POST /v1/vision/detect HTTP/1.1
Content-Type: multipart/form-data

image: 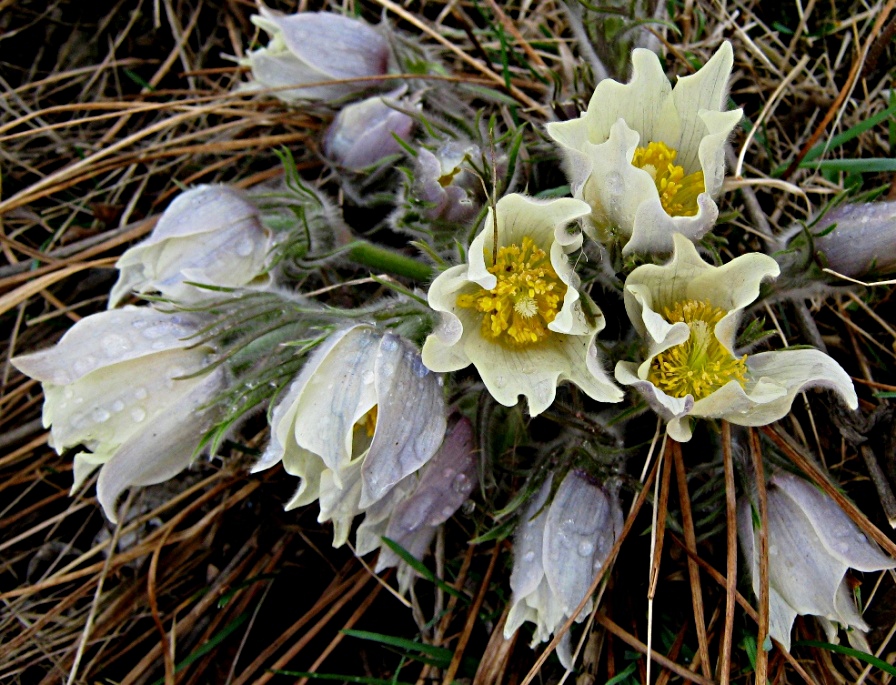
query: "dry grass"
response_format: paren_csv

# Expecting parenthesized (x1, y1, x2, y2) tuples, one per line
(2, 0, 896, 683)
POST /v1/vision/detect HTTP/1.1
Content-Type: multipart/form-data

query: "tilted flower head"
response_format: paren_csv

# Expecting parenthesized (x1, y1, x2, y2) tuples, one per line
(11, 307, 226, 522)
(615, 234, 858, 442)
(241, 7, 390, 103)
(547, 42, 742, 255)
(422, 193, 623, 416)
(323, 92, 417, 171)
(109, 185, 272, 307)
(739, 471, 896, 652)
(255, 325, 447, 547)
(504, 471, 623, 669)
(356, 418, 476, 592)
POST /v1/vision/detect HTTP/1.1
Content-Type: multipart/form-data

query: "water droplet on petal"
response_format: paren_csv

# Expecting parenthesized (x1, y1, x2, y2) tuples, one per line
(577, 540, 594, 557)
(92, 408, 111, 423)
(523, 550, 536, 562)
(134, 387, 148, 400)
(235, 237, 254, 257)
(101, 333, 132, 357)
(452, 473, 471, 494)
(111, 400, 125, 412)
(63, 388, 74, 399)
(130, 407, 147, 422)
(381, 336, 399, 352)
(362, 370, 375, 384)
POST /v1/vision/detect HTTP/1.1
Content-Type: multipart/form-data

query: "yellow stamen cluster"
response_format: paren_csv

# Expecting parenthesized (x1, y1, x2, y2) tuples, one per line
(357, 405, 378, 438)
(456, 236, 567, 347)
(631, 141, 705, 217)
(648, 299, 747, 400)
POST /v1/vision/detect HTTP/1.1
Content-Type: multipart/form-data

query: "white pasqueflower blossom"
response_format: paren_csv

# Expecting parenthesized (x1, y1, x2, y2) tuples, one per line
(323, 92, 417, 171)
(109, 185, 272, 307)
(422, 193, 623, 416)
(615, 234, 858, 442)
(547, 42, 742, 255)
(504, 471, 623, 669)
(11, 307, 225, 523)
(413, 142, 482, 224)
(241, 8, 390, 103)
(255, 325, 447, 547)
(356, 418, 476, 592)
(739, 471, 896, 652)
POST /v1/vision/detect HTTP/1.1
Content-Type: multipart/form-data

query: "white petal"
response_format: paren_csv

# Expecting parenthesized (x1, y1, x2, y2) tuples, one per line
(773, 472, 895, 572)
(96, 370, 224, 523)
(727, 349, 858, 426)
(263, 11, 389, 81)
(11, 307, 199, 384)
(360, 334, 447, 506)
(765, 486, 850, 623)
(291, 327, 379, 479)
(668, 42, 735, 171)
(768, 586, 799, 653)
(509, 477, 552, 602)
(318, 463, 364, 547)
(543, 474, 618, 615)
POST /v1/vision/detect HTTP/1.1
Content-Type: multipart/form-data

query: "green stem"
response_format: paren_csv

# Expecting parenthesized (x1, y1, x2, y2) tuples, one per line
(345, 241, 433, 282)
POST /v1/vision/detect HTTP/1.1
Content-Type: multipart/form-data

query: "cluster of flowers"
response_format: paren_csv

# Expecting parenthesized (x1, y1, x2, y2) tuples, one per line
(13, 6, 896, 671)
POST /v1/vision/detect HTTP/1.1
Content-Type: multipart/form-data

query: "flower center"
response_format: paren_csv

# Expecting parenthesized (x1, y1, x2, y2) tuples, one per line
(647, 299, 747, 400)
(456, 236, 567, 347)
(631, 141, 705, 217)
(358, 405, 378, 438)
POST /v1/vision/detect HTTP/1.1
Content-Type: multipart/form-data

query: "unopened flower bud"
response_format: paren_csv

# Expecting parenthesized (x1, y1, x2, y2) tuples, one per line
(504, 471, 623, 669)
(323, 93, 416, 171)
(109, 185, 272, 307)
(739, 471, 896, 652)
(799, 201, 896, 278)
(241, 8, 390, 103)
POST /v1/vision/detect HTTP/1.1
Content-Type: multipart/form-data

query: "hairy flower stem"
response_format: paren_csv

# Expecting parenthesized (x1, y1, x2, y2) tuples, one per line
(345, 240, 433, 281)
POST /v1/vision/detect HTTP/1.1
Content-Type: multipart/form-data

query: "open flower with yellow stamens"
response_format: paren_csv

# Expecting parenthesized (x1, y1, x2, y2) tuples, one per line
(615, 234, 858, 442)
(547, 42, 742, 255)
(422, 193, 623, 415)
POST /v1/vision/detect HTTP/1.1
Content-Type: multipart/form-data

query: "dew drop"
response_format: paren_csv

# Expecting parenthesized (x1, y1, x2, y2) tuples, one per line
(381, 336, 399, 352)
(130, 407, 147, 422)
(442, 467, 455, 479)
(452, 473, 471, 494)
(70, 413, 86, 429)
(111, 400, 125, 412)
(362, 370, 375, 384)
(577, 540, 594, 557)
(73, 357, 97, 376)
(493, 375, 506, 389)
(235, 237, 255, 257)
(53, 370, 73, 385)
(101, 333, 132, 357)
(523, 550, 536, 563)
(92, 408, 111, 423)
(63, 388, 74, 400)
(134, 387, 148, 400)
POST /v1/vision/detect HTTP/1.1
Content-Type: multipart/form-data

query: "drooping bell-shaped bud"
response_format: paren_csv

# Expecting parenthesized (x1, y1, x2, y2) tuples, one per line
(323, 93, 417, 172)
(241, 8, 390, 103)
(109, 185, 272, 307)
(255, 325, 447, 547)
(11, 307, 226, 522)
(739, 471, 896, 652)
(793, 201, 896, 278)
(504, 470, 623, 669)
